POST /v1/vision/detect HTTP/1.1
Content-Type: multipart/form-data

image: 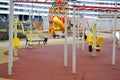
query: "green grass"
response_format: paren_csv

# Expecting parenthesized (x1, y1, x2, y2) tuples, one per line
(0, 78, 9, 80)
(0, 47, 19, 64)
(0, 40, 8, 42)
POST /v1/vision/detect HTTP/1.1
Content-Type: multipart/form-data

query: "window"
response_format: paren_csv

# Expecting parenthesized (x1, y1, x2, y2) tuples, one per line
(0, 8, 8, 11)
(0, 2, 8, 5)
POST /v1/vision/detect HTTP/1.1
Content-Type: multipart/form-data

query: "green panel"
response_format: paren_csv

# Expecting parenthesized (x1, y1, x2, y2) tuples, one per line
(52, 3, 58, 8)
(62, 4, 66, 8)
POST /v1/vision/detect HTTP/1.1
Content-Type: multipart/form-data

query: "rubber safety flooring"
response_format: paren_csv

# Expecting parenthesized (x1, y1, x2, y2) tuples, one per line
(0, 39, 120, 80)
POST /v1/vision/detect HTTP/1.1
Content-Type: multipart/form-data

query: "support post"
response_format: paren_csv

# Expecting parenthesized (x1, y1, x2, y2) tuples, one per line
(82, 2, 85, 51)
(64, 8, 68, 67)
(92, 23, 97, 56)
(72, 1, 76, 74)
(112, 0, 117, 65)
(110, 20, 113, 42)
(14, 18, 18, 38)
(30, 2, 33, 44)
(29, 2, 33, 47)
(77, 10, 80, 48)
(13, 17, 18, 56)
(8, 0, 14, 75)
(82, 18, 85, 51)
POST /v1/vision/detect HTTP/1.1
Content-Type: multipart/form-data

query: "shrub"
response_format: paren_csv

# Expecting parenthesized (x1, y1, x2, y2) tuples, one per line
(0, 31, 9, 40)
(0, 31, 26, 41)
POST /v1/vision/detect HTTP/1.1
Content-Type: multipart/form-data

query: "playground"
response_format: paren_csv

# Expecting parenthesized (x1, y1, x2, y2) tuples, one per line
(0, 0, 120, 80)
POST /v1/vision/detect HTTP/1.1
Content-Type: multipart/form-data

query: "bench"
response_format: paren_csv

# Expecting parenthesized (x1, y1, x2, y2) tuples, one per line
(53, 31, 64, 39)
(26, 34, 48, 45)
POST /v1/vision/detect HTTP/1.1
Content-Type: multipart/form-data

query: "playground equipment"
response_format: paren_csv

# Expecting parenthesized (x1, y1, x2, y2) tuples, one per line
(86, 18, 91, 30)
(48, 0, 68, 34)
(28, 29, 33, 48)
(9, 0, 119, 76)
(13, 17, 25, 56)
(86, 23, 104, 56)
(48, 16, 64, 33)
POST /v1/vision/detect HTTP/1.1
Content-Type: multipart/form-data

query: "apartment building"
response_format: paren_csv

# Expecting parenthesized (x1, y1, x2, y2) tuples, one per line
(0, 0, 119, 21)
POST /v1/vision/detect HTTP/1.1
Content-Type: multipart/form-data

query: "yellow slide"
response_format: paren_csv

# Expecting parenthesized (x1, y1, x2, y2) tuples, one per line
(52, 16, 64, 30)
(48, 16, 64, 33)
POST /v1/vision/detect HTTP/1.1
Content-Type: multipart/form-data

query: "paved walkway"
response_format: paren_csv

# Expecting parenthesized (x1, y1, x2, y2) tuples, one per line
(0, 37, 74, 47)
(0, 32, 113, 47)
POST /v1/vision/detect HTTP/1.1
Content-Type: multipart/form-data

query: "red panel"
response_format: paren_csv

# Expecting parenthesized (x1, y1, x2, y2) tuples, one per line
(12, 0, 119, 12)
(13, 0, 68, 4)
(73, 5, 120, 12)
(13, 0, 48, 3)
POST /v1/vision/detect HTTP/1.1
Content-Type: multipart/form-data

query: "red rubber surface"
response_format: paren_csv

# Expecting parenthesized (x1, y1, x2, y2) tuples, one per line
(0, 39, 120, 80)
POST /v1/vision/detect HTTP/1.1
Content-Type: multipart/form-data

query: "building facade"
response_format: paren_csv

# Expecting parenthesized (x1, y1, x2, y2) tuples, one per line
(0, 0, 120, 21)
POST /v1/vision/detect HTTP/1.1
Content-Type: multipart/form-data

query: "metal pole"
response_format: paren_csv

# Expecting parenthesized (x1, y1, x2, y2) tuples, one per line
(112, 0, 117, 65)
(13, 17, 18, 56)
(29, 2, 33, 47)
(29, 10, 31, 23)
(72, 1, 76, 74)
(64, 7, 68, 67)
(82, 2, 85, 51)
(119, 29, 120, 44)
(77, 10, 80, 48)
(110, 20, 113, 42)
(92, 23, 97, 56)
(8, 0, 14, 75)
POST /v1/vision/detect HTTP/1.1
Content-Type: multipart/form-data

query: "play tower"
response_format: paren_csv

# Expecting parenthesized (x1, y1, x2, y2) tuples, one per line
(48, 0, 68, 33)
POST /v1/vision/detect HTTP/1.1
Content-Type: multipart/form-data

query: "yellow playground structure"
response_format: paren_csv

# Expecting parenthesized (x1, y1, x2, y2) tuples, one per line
(48, 16, 64, 33)
(48, 0, 69, 34)
(13, 17, 25, 56)
(86, 23, 104, 56)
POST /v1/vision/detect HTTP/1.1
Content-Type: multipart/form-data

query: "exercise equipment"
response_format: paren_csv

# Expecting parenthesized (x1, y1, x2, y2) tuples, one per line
(86, 23, 104, 56)
(28, 29, 33, 48)
(97, 37, 104, 45)
(88, 45, 93, 52)
(96, 37, 104, 52)
(13, 38, 20, 54)
(13, 17, 25, 55)
(87, 35, 93, 52)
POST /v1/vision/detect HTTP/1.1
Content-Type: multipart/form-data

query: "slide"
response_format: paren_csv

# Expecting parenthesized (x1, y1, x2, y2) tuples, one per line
(48, 16, 64, 33)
